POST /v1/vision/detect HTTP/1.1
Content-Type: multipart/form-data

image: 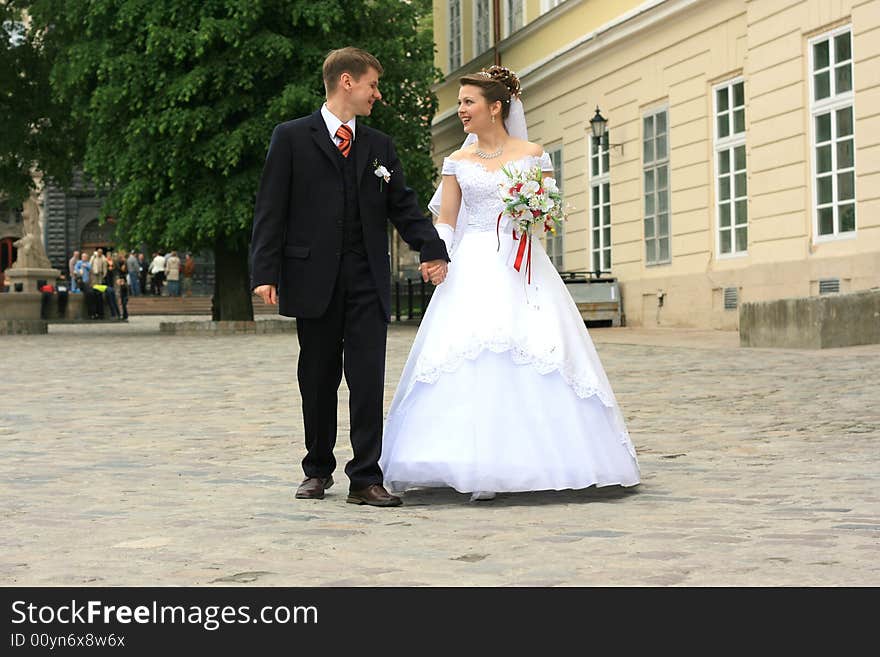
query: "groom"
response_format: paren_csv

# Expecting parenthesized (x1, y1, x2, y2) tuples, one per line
(250, 47, 449, 507)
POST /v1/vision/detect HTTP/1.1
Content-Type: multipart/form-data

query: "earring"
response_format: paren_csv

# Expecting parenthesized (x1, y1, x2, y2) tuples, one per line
(491, 114, 496, 124)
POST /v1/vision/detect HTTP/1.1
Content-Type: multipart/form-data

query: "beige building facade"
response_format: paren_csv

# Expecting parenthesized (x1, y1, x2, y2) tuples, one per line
(431, 0, 880, 328)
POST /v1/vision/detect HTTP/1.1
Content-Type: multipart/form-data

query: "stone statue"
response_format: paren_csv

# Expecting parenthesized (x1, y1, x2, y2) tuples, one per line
(10, 194, 52, 270)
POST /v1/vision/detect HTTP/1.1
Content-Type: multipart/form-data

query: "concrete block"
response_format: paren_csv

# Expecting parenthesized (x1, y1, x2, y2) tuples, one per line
(740, 289, 880, 348)
(0, 319, 48, 335)
(158, 320, 295, 335)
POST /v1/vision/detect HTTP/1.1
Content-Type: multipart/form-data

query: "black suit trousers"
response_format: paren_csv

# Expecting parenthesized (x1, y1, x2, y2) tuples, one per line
(295, 252, 387, 491)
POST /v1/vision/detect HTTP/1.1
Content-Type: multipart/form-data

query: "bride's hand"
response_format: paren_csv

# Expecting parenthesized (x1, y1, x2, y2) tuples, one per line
(420, 260, 448, 285)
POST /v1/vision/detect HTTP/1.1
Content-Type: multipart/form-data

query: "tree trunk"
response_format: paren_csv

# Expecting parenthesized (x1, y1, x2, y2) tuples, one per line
(212, 234, 253, 321)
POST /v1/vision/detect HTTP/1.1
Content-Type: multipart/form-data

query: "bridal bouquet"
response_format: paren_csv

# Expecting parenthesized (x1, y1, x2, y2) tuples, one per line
(496, 164, 566, 282)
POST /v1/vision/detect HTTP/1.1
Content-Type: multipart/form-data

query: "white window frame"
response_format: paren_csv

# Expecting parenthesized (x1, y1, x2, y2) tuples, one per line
(546, 147, 565, 270)
(809, 25, 856, 243)
(713, 77, 748, 258)
(643, 106, 670, 266)
(589, 133, 611, 275)
(474, 0, 492, 56)
(448, 0, 462, 72)
(541, 0, 565, 15)
(503, 0, 526, 38)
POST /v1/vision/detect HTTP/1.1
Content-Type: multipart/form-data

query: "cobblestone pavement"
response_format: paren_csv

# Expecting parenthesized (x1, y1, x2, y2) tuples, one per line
(2, 317, 877, 586)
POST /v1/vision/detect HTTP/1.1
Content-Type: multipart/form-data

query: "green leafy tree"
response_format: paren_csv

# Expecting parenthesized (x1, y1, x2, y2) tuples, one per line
(25, 0, 440, 319)
(0, 1, 83, 207)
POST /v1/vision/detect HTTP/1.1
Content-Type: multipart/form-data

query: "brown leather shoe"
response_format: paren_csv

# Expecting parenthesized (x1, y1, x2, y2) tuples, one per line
(346, 484, 402, 507)
(295, 475, 334, 499)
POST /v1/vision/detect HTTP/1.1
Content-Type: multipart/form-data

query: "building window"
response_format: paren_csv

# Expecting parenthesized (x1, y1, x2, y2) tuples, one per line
(541, 0, 565, 14)
(505, 0, 524, 36)
(714, 78, 747, 256)
(590, 133, 611, 274)
(475, 0, 491, 55)
(643, 108, 669, 265)
(546, 147, 564, 270)
(811, 26, 855, 239)
(448, 0, 462, 71)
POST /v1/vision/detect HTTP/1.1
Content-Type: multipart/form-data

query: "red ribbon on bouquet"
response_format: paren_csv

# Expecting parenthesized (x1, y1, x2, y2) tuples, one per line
(497, 212, 532, 284)
(513, 232, 532, 284)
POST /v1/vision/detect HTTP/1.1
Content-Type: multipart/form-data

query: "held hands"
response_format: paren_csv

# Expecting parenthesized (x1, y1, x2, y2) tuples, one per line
(420, 260, 448, 285)
(254, 284, 278, 305)
(255, 261, 445, 303)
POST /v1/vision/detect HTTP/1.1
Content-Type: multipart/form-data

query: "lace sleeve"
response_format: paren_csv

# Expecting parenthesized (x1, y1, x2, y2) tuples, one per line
(538, 151, 553, 172)
(441, 157, 457, 176)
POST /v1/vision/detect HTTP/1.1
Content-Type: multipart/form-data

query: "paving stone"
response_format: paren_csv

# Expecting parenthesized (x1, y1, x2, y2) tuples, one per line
(0, 316, 877, 585)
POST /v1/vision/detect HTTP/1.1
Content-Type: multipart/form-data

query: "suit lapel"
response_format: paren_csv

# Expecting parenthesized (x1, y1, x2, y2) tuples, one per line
(309, 110, 343, 173)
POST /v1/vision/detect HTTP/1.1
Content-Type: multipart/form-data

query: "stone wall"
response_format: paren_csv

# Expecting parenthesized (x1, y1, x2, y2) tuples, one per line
(740, 289, 880, 349)
(0, 319, 47, 335)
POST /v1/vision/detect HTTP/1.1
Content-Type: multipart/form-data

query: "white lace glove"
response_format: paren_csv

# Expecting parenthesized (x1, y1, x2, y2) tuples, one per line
(435, 222, 454, 255)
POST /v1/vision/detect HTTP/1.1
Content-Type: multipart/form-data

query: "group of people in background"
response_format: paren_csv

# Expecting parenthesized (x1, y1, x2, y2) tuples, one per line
(66, 248, 195, 320)
(144, 250, 195, 297)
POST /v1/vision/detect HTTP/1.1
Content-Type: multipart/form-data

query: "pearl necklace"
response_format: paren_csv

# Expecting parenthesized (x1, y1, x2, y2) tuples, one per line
(474, 143, 504, 159)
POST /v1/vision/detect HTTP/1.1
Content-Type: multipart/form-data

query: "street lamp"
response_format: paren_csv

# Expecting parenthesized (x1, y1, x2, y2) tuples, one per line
(589, 106, 623, 154)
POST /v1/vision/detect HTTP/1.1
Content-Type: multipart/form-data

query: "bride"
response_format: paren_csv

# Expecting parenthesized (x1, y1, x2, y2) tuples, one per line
(379, 66, 640, 501)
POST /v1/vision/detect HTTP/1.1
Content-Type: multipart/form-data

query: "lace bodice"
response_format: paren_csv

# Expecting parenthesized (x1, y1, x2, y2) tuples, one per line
(442, 153, 553, 233)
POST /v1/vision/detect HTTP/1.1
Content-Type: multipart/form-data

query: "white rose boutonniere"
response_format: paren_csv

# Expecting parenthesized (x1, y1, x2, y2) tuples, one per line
(373, 159, 392, 191)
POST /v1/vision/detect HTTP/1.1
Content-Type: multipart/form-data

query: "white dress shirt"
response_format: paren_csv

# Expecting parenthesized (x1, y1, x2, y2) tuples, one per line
(321, 103, 356, 147)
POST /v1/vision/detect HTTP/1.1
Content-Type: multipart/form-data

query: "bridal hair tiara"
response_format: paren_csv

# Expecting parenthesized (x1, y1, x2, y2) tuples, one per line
(475, 66, 522, 101)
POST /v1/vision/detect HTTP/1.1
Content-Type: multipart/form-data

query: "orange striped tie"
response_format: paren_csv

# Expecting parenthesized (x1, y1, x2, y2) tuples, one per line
(336, 124, 353, 158)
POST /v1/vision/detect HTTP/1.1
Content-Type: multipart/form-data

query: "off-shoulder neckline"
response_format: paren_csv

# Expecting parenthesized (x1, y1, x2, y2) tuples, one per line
(445, 152, 550, 174)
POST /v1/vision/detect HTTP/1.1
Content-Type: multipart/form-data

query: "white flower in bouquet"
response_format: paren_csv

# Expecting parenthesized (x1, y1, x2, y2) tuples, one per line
(497, 163, 566, 236)
(521, 180, 541, 196)
(495, 161, 569, 283)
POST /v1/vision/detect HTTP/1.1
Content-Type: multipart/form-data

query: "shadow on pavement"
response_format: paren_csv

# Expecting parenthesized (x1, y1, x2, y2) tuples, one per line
(401, 484, 641, 508)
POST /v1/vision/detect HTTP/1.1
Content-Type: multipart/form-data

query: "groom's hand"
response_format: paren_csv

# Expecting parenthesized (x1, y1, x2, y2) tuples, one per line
(254, 284, 277, 305)
(420, 260, 448, 285)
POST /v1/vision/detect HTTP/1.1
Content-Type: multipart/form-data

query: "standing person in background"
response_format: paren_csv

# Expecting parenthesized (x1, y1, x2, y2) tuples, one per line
(148, 251, 166, 295)
(182, 253, 195, 297)
(55, 273, 69, 317)
(137, 252, 148, 296)
(74, 253, 101, 319)
(68, 250, 80, 293)
(126, 250, 141, 296)
(116, 258, 130, 319)
(90, 248, 108, 285)
(73, 252, 91, 288)
(105, 255, 117, 297)
(164, 250, 181, 297)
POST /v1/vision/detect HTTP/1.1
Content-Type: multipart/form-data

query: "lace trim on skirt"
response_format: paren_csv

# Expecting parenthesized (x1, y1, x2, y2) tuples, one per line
(410, 335, 620, 401)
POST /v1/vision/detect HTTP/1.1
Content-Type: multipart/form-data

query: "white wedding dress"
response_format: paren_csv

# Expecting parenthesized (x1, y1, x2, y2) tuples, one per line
(379, 153, 640, 494)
